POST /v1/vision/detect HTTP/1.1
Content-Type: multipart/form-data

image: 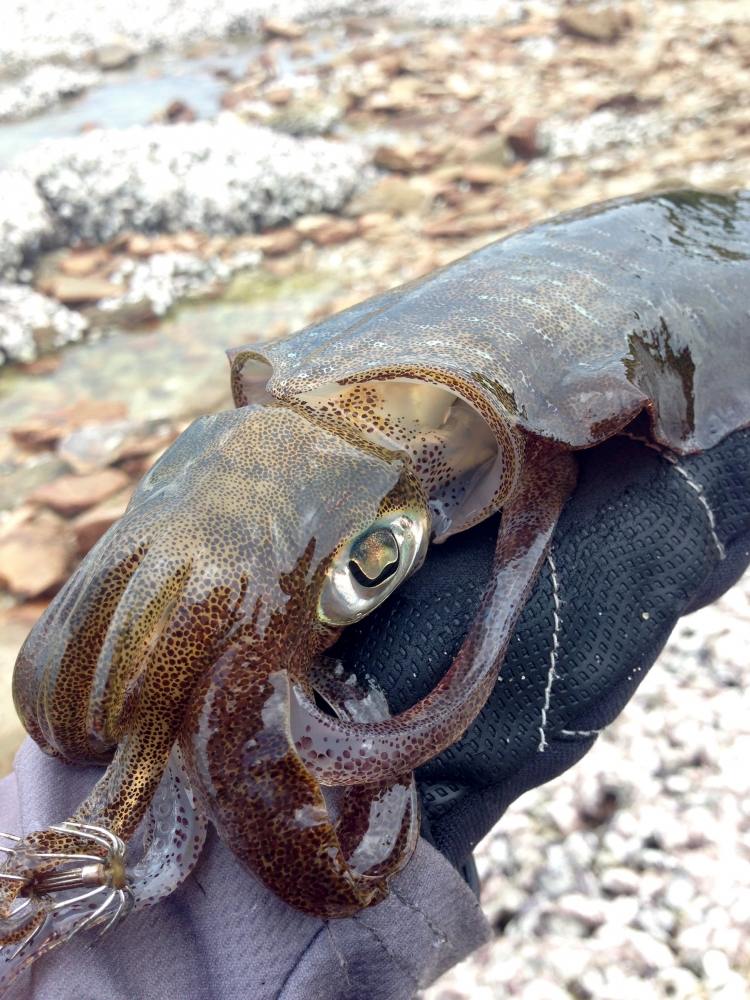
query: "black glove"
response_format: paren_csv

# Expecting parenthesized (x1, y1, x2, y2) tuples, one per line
(332, 427, 750, 887)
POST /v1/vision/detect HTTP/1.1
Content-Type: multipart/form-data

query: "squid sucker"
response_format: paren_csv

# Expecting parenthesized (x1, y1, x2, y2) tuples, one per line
(2, 189, 749, 985)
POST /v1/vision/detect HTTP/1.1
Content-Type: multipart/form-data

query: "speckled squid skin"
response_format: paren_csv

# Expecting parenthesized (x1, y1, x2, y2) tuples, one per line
(4, 190, 750, 941)
(11, 403, 428, 918)
(232, 189, 750, 458)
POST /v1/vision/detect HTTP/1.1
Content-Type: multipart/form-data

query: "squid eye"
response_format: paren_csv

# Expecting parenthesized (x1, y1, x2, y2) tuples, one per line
(318, 512, 429, 626)
(348, 528, 400, 588)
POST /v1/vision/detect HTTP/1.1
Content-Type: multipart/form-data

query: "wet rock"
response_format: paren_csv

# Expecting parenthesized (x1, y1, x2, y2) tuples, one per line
(600, 926, 675, 973)
(655, 968, 703, 1000)
(37, 274, 125, 304)
(594, 90, 658, 113)
(357, 211, 398, 237)
(265, 87, 294, 106)
(367, 76, 424, 112)
(731, 24, 750, 64)
(17, 355, 62, 376)
(158, 99, 197, 125)
(422, 213, 501, 238)
(58, 418, 177, 473)
(457, 163, 507, 186)
(374, 143, 439, 173)
(10, 400, 128, 452)
(506, 117, 545, 159)
(29, 468, 131, 516)
(601, 866, 640, 896)
(557, 893, 608, 930)
(72, 487, 134, 554)
(0, 171, 55, 281)
(348, 176, 432, 216)
(94, 41, 137, 70)
(559, 7, 628, 44)
(0, 284, 88, 365)
(445, 73, 480, 101)
(265, 93, 344, 137)
(124, 234, 153, 256)
(221, 80, 260, 112)
(17, 122, 369, 243)
(55, 420, 134, 473)
(0, 65, 100, 122)
(294, 215, 358, 245)
(470, 136, 514, 170)
(544, 942, 591, 984)
(255, 228, 302, 256)
(58, 248, 110, 277)
(0, 510, 73, 597)
(262, 18, 305, 40)
(0, 456, 70, 513)
(119, 426, 181, 464)
(82, 297, 159, 328)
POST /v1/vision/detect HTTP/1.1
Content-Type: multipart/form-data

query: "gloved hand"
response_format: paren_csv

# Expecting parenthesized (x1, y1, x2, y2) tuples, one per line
(332, 427, 750, 882)
(4, 429, 748, 1000)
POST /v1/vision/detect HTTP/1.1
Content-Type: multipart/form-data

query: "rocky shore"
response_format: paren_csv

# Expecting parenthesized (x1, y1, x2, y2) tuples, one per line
(423, 581, 750, 1000)
(2, 0, 512, 75)
(2, 0, 750, 368)
(1, 2, 749, 997)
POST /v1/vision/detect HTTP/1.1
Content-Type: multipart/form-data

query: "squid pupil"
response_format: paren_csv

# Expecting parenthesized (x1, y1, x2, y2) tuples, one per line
(348, 528, 400, 589)
(313, 690, 339, 717)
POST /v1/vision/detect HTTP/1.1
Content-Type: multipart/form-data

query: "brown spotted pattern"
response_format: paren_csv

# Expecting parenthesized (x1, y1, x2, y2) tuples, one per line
(295, 378, 515, 540)
(8, 403, 430, 921)
(5, 191, 750, 937)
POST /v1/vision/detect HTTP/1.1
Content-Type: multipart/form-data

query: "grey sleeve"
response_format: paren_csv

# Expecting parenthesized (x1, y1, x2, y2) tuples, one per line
(3, 740, 490, 1000)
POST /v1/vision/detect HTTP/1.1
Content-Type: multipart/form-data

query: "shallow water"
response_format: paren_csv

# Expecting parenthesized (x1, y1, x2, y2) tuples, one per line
(0, 269, 335, 437)
(0, 21, 415, 165)
(0, 268, 338, 523)
(0, 37, 300, 165)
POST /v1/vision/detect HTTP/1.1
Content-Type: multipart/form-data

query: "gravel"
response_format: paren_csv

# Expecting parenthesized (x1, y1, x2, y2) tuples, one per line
(14, 118, 370, 244)
(424, 577, 750, 999)
(544, 109, 678, 161)
(2, 0, 520, 74)
(0, 284, 88, 363)
(0, 65, 100, 122)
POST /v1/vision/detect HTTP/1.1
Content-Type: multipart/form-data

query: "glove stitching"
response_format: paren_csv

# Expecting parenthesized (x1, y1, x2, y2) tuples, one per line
(352, 914, 422, 991)
(390, 884, 448, 948)
(276, 924, 327, 1000)
(323, 921, 353, 992)
(537, 551, 561, 753)
(670, 463, 726, 561)
(618, 431, 726, 560)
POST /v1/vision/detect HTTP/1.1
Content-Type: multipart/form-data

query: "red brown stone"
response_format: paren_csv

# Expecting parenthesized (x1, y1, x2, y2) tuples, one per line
(0, 511, 74, 598)
(72, 487, 134, 555)
(30, 469, 131, 517)
(11, 400, 129, 452)
(506, 117, 544, 160)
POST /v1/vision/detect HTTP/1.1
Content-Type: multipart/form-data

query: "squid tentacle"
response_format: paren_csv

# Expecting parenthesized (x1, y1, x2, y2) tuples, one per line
(291, 438, 578, 786)
(0, 749, 206, 988)
(307, 662, 419, 880)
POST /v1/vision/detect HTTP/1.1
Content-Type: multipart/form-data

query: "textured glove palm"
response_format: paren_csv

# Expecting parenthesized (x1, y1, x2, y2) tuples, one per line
(333, 428, 750, 874)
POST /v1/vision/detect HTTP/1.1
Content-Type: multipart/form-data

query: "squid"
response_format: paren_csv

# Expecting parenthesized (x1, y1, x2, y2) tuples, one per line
(2, 189, 749, 986)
